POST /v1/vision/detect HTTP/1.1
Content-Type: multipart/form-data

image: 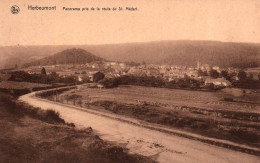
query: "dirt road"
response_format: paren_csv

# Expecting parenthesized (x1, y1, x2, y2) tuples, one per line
(19, 92, 259, 163)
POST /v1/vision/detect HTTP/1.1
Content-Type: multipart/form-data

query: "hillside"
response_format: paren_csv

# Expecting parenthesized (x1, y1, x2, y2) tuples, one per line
(86, 40, 260, 68)
(22, 48, 104, 67)
(1, 40, 259, 69)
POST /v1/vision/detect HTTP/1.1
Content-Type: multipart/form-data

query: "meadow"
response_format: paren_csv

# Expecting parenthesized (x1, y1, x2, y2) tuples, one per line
(55, 85, 260, 148)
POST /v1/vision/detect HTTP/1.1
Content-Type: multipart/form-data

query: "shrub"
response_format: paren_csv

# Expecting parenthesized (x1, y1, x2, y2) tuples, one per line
(229, 128, 259, 143)
(99, 78, 120, 88)
(44, 109, 65, 124)
(2, 95, 67, 125)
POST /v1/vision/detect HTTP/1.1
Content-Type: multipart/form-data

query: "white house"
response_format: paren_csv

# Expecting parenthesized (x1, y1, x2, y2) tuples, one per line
(205, 78, 231, 87)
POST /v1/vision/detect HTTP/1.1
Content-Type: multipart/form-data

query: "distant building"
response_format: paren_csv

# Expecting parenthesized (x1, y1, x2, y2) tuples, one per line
(119, 63, 126, 68)
(205, 78, 231, 87)
(212, 66, 221, 73)
(78, 76, 82, 82)
(200, 64, 211, 72)
(245, 69, 260, 80)
(97, 84, 104, 89)
(197, 60, 201, 70)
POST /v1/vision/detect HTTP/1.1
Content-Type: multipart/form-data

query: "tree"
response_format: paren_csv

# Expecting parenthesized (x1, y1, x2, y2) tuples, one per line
(198, 69, 208, 76)
(41, 67, 47, 75)
(220, 70, 228, 79)
(63, 95, 69, 104)
(207, 83, 215, 90)
(48, 72, 59, 83)
(50, 71, 58, 77)
(82, 76, 90, 83)
(209, 70, 219, 79)
(77, 100, 83, 107)
(99, 78, 120, 88)
(93, 71, 105, 82)
(62, 76, 77, 83)
(9, 71, 31, 82)
(238, 71, 247, 81)
(249, 74, 254, 80)
(68, 94, 82, 105)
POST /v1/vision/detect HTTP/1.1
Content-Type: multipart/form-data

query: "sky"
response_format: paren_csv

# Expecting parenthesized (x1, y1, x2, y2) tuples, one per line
(0, 0, 260, 46)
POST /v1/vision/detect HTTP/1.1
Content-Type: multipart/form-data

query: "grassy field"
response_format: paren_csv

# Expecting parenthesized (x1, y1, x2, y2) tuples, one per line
(0, 92, 155, 163)
(66, 85, 260, 113)
(54, 85, 260, 148)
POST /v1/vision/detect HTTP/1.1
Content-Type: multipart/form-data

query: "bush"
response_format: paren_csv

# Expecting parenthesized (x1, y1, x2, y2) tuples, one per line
(44, 109, 65, 124)
(229, 128, 259, 143)
(9, 70, 79, 84)
(93, 72, 105, 82)
(99, 78, 120, 88)
(104, 75, 204, 90)
(2, 95, 67, 125)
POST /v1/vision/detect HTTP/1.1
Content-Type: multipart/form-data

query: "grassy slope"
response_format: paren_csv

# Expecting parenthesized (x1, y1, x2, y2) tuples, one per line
(0, 92, 155, 163)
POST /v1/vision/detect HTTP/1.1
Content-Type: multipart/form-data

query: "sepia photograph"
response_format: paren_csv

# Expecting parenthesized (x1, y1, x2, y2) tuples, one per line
(0, 0, 259, 162)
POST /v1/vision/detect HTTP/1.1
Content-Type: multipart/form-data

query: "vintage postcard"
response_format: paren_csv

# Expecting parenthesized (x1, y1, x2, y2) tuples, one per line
(0, 0, 259, 162)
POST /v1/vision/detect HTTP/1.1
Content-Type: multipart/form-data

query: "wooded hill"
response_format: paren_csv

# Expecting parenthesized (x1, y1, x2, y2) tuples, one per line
(22, 48, 104, 67)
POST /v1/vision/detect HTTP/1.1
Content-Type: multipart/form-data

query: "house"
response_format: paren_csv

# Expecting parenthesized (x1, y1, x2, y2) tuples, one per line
(97, 84, 104, 89)
(78, 76, 83, 82)
(200, 64, 211, 72)
(212, 66, 221, 73)
(205, 78, 231, 87)
(119, 63, 126, 68)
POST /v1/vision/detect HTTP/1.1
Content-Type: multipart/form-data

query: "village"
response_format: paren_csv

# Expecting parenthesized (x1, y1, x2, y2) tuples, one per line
(1, 0, 260, 162)
(5, 60, 256, 90)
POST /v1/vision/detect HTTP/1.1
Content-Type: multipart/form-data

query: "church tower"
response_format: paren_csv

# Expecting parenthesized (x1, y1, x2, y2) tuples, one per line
(197, 60, 201, 70)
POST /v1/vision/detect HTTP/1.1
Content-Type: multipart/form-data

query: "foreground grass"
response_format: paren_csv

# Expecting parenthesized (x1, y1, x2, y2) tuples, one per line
(0, 93, 155, 163)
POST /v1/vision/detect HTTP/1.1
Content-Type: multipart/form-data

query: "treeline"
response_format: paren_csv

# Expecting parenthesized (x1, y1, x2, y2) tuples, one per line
(9, 71, 79, 84)
(100, 72, 260, 90)
(199, 69, 260, 89)
(99, 75, 212, 90)
(232, 78, 260, 89)
(232, 70, 260, 89)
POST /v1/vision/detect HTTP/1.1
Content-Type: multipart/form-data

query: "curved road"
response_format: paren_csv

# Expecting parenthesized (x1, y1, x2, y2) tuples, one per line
(19, 92, 259, 163)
